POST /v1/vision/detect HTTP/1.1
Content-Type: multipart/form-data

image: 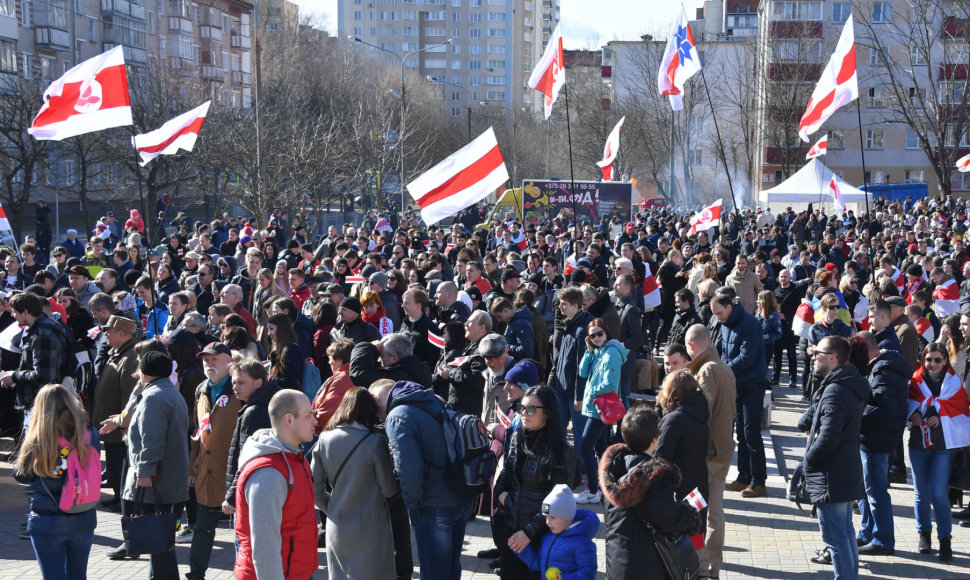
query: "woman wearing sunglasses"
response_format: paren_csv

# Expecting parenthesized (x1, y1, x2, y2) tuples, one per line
(493, 385, 568, 579)
(907, 342, 970, 561)
(575, 318, 629, 505)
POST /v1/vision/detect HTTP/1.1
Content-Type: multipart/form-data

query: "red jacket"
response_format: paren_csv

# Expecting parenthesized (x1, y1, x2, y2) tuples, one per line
(233, 302, 258, 336)
(289, 283, 310, 311)
(312, 363, 353, 435)
(234, 451, 317, 580)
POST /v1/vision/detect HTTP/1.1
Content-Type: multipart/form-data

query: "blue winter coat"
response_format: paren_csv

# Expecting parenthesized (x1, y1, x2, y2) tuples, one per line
(517, 509, 600, 580)
(551, 311, 592, 401)
(719, 303, 768, 389)
(757, 311, 782, 344)
(384, 381, 470, 511)
(579, 339, 628, 419)
(506, 306, 535, 361)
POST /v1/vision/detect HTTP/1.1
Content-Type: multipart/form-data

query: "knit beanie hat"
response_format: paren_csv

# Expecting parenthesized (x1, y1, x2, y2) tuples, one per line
(541, 484, 576, 520)
(140, 351, 173, 379)
(505, 360, 539, 390)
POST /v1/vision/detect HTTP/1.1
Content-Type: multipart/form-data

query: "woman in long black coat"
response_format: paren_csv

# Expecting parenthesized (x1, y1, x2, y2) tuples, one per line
(657, 249, 687, 346)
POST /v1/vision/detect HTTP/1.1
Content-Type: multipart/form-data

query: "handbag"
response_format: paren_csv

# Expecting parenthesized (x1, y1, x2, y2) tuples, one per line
(122, 486, 177, 555)
(787, 463, 813, 511)
(593, 390, 627, 425)
(642, 519, 700, 580)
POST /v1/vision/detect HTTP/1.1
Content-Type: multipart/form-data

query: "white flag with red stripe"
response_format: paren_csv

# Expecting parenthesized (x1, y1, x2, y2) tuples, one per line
(448, 356, 470, 367)
(428, 329, 445, 349)
(908, 368, 970, 449)
(596, 117, 625, 181)
(0, 202, 12, 233)
(407, 128, 509, 227)
(806, 135, 828, 160)
(642, 263, 661, 311)
(914, 317, 936, 344)
(957, 153, 970, 173)
(658, 9, 702, 111)
(29, 46, 133, 141)
(792, 300, 816, 339)
(495, 402, 511, 428)
(511, 231, 528, 251)
(376, 218, 393, 233)
(527, 23, 565, 119)
(687, 487, 707, 511)
(798, 17, 858, 142)
(933, 278, 961, 318)
(829, 176, 846, 214)
(344, 274, 366, 284)
(562, 255, 578, 276)
(689, 199, 722, 236)
(132, 101, 211, 166)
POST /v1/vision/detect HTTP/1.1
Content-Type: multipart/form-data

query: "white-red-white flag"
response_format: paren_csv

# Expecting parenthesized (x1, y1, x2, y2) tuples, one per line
(597, 116, 625, 181)
(527, 23, 565, 119)
(495, 402, 511, 428)
(957, 153, 970, 173)
(29, 46, 132, 141)
(407, 128, 509, 227)
(689, 199, 722, 236)
(658, 9, 702, 111)
(132, 101, 211, 166)
(428, 329, 445, 349)
(687, 487, 707, 511)
(829, 176, 846, 214)
(93, 219, 111, 240)
(806, 135, 828, 160)
(345, 274, 366, 284)
(798, 17, 858, 142)
(0, 202, 12, 233)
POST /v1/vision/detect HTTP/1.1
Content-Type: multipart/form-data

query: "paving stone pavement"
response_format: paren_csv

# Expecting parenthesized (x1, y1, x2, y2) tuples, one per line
(1, 382, 968, 579)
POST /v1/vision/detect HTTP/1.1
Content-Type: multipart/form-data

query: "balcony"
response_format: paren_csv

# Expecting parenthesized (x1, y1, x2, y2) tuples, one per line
(940, 64, 968, 80)
(170, 56, 195, 76)
(34, 27, 71, 50)
(104, 43, 146, 65)
(767, 63, 822, 81)
(944, 17, 970, 37)
(231, 70, 251, 86)
(169, 16, 192, 34)
(230, 34, 251, 49)
(101, 0, 145, 20)
(769, 21, 823, 38)
(200, 25, 223, 43)
(201, 64, 224, 81)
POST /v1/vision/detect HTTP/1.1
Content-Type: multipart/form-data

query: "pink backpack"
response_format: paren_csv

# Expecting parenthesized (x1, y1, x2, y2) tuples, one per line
(41, 432, 101, 513)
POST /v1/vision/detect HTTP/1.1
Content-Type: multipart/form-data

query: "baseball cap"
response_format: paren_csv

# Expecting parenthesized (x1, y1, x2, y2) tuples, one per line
(198, 342, 233, 357)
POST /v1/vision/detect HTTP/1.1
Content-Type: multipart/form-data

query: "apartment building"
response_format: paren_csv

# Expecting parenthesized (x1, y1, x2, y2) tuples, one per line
(337, 0, 560, 118)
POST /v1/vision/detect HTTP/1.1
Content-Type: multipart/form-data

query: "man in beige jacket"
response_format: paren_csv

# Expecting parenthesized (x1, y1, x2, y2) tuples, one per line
(686, 324, 737, 580)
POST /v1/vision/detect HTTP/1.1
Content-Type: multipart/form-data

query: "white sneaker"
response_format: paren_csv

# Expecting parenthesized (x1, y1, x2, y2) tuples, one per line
(574, 489, 602, 504)
(175, 523, 194, 543)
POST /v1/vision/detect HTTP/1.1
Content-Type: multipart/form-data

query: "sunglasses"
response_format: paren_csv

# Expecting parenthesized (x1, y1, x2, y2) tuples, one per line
(925, 357, 945, 364)
(826, 306, 840, 311)
(590, 331, 605, 338)
(523, 404, 544, 416)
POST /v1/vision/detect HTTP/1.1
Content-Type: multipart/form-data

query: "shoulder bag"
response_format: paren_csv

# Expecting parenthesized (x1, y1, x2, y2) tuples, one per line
(122, 486, 177, 554)
(639, 514, 699, 580)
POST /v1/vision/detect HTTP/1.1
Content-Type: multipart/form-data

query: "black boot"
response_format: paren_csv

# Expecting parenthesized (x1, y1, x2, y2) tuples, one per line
(939, 536, 952, 562)
(918, 531, 932, 554)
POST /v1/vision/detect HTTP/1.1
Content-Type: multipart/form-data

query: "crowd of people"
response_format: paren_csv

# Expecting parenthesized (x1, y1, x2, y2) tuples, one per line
(5, 194, 970, 580)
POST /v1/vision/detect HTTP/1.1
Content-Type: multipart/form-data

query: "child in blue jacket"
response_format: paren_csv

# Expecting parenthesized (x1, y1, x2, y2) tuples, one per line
(515, 483, 599, 580)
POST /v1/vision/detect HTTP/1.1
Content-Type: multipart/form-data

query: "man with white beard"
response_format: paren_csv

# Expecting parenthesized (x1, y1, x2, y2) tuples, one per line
(480, 334, 515, 425)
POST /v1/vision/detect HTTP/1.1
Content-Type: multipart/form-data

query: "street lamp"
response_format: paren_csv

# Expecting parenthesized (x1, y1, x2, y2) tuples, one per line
(350, 36, 454, 225)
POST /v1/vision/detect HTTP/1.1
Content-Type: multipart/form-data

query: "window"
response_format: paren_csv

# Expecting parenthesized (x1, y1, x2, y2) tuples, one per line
(469, 76, 481, 86)
(21, 0, 29, 26)
(906, 131, 921, 149)
(869, 46, 887, 67)
(832, 2, 850, 23)
(828, 130, 845, 150)
(488, 12, 506, 21)
(450, 107, 460, 117)
(0, 0, 11, 16)
(946, 43, 970, 65)
(872, 2, 892, 23)
(487, 59, 505, 68)
(452, 28, 460, 37)
(865, 129, 885, 150)
(469, 28, 481, 38)
(41, 56, 53, 80)
(469, 13, 482, 23)
(905, 170, 925, 183)
(488, 44, 505, 53)
(910, 44, 927, 66)
(487, 28, 505, 37)
(404, 10, 417, 19)
(470, 0, 482, 6)
(486, 75, 505, 85)
(868, 87, 889, 108)
(452, 12, 460, 21)
(485, 91, 505, 100)
(469, 60, 481, 70)
(865, 170, 885, 184)
(451, 44, 460, 53)
(469, 44, 481, 54)
(425, 10, 445, 20)
(910, 87, 925, 107)
(0, 40, 16, 74)
(354, 11, 361, 19)
(404, 26, 416, 35)
(771, 1, 822, 21)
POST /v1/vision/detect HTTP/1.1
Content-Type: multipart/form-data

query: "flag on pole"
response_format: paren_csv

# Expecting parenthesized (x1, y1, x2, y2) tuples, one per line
(689, 199, 722, 236)
(407, 128, 509, 227)
(596, 117, 625, 181)
(428, 329, 445, 349)
(93, 219, 111, 240)
(527, 23, 565, 119)
(0, 202, 12, 233)
(957, 153, 970, 172)
(829, 176, 846, 214)
(806, 135, 828, 160)
(642, 263, 662, 310)
(132, 101, 211, 166)
(798, 17, 858, 142)
(658, 10, 702, 111)
(28, 46, 132, 141)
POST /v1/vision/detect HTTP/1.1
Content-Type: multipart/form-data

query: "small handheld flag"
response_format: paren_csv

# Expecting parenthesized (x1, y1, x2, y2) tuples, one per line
(687, 487, 707, 511)
(495, 402, 511, 428)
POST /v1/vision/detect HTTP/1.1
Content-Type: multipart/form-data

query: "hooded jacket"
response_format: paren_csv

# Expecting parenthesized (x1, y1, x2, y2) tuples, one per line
(861, 349, 911, 454)
(719, 302, 768, 388)
(656, 389, 710, 501)
(225, 381, 282, 507)
(599, 444, 701, 580)
(578, 339, 628, 418)
(586, 288, 621, 339)
(803, 364, 868, 504)
(505, 305, 535, 361)
(516, 509, 599, 580)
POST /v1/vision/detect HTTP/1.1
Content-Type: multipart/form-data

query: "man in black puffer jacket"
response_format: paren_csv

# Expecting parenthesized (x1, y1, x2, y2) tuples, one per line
(803, 336, 868, 578)
(856, 331, 910, 556)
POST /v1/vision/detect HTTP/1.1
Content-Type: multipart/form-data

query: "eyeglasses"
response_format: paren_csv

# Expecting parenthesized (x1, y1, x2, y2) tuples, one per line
(815, 350, 834, 356)
(925, 357, 945, 364)
(590, 331, 605, 338)
(523, 404, 544, 416)
(826, 306, 840, 311)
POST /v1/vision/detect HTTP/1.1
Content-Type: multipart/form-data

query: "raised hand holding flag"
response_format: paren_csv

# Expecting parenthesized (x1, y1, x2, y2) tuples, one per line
(689, 199, 722, 236)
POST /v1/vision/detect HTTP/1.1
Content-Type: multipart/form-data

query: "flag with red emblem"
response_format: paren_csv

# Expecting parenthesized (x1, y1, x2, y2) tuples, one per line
(132, 101, 210, 166)
(689, 199, 722, 236)
(798, 17, 858, 142)
(806, 135, 828, 160)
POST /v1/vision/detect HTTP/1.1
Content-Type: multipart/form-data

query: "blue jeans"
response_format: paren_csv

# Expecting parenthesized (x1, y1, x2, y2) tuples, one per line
(735, 384, 767, 485)
(580, 416, 607, 493)
(409, 501, 474, 580)
(910, 447, 952, 538)
(570, 403, 587, 461)
(857, 450, 893, 548)
(816, 501, 858, 579)
(31, 529, 95, 580)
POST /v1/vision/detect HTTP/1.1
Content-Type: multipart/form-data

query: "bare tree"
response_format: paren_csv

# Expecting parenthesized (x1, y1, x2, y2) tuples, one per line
(0, 77, 48, 242)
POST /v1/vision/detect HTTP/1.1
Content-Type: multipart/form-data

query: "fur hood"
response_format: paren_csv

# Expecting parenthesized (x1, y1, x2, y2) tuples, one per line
(599, 443, 681, 509)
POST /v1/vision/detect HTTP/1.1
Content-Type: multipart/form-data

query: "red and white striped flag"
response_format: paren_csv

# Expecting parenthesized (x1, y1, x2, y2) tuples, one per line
(445, 242, 456, 253)
(829, 176, 846, 214)
(94, 219, 111, 240)
(495, 402, 511, 428)
(132, 101, 210, 166)
(407, 128, 509, 227)
(511, 231, 528, 251)
(798, 17, 858, 142)
(658, 9, 702, 111)
(375, 218, 393, 233)
(914, 317, 936, 344)
(428, 329, 445, 349)
(806, 135, 828, 160)
(448, 356, 470, 367)
(527, 23, 565, 119)
(596, 116, 625, 181)
(792, 300, 816, 339)
(29, 46, 132, 141)
(908, 368, 970, 449)
(345, 274, 366, 284)
(642, 263, 662, 311)
(689, 199, 722, 236)
(957, 153, 970, 173)
(87, 326, 101, 340)
(687, 487, 707, 511)
(0, 202, 12, 233)
(191, 413, 213, 441)
(562, 255, 578, 276)
(933, 278, 961, 318)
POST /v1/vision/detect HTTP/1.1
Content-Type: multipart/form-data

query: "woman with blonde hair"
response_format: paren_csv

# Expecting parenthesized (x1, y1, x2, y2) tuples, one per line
(15, 384, 99, 579)
(360, 289, 394, 336)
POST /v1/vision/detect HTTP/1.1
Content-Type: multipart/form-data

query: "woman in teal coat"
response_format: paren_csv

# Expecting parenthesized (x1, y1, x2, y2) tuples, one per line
(574, 317, 628, 504)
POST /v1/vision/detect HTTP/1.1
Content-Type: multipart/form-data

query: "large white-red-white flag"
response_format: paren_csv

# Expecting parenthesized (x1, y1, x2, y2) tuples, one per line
(806, 135, 828, 160)
(689, 198, 722, 235)
(597, 117, 625, 181)
(798, 17, 858, 142)
(829, 176, 846, 214)
(407, 128, 509, 227)
(0, 202, 12, 233)
(527, 23, 565, 119)
(29, 46, 132, 141)
(658, 9, 702, 111)
(132, 101, 211, 166)
(957, 153, 970, 173)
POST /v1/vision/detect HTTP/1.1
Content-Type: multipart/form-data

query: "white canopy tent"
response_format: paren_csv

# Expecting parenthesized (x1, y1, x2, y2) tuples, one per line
(758, 158, 870, 214)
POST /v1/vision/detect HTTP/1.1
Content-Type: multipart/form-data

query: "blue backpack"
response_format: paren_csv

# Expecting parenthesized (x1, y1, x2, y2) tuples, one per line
(413, 401, 497, 498)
